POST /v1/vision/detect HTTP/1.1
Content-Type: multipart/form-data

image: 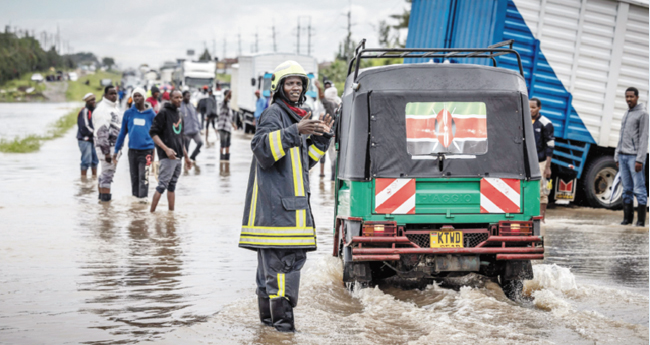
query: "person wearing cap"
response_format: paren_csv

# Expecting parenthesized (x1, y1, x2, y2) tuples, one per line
(146, 86, 161, 114)
(114, 87, 157, 200)
(239, 60, 334, 332)
(253, 89, 268, 128)
(203, 88, 219, 143)
(76, 93, 98, 178)
(92, 85, 123, 202)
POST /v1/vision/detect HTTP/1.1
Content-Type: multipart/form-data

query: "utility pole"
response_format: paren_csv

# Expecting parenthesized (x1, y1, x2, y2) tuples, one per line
(272, 21, 277, 52)
(307, 17, 313, 56)
(255, 29, 259, 53)
(222, 38, 227, 60)
(238, 32, 242, 56)
(346, 9, 352, 61)
(213, 39, 216, 59)
(296, 18, 300, 54)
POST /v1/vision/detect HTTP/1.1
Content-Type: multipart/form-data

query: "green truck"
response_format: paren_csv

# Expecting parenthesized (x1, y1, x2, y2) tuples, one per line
(333, 40, 544, 299)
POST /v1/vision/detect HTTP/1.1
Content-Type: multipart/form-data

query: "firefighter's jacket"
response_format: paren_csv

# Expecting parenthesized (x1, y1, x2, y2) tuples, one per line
(239, 101, 332, 251)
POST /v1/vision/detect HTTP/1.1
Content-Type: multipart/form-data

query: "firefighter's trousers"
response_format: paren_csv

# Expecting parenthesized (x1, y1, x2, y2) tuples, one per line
(256, 248, 307, 307)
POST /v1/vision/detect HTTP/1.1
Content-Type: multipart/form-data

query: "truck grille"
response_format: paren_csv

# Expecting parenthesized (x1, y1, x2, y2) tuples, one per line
(405, 233, 489, 248)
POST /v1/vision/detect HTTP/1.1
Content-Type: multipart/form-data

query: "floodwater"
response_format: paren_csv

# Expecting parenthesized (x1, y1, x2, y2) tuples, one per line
(0, 102, 81, 139)
(0, 103, 647, 345)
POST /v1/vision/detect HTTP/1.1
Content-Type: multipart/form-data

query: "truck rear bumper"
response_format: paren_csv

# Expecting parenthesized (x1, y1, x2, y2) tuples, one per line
(348, 235, 544, 261)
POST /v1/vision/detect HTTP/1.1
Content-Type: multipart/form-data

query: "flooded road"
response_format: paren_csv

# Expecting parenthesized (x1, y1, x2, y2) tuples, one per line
(0, 104, 647, 344)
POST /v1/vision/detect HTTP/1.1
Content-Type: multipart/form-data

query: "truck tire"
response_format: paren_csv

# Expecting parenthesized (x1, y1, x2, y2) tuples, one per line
(501, 279, 523, 301)
(581, 155, 623, 210)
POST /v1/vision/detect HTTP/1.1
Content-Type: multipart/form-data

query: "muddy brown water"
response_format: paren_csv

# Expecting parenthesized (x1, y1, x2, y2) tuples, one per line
(0, 105, 647, 344)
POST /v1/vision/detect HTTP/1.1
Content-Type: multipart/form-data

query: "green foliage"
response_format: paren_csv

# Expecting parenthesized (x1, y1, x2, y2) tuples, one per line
(102, 57, 115, 68)
(0, 32, 73, 85)
(216, 73, 231, 83)
(0, 109, 78, 153)
(319, 58, 404, 96)
(66, 70, 120, 101)
(199, 49, 212, 62)
(0, 71, 48, 102)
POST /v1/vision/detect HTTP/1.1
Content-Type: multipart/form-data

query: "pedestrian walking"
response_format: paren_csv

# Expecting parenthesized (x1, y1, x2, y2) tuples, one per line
(323, 85, 340, 180)
(529, 97, 554, 222)
(239, 61, 334, 332)
(203, 88, 219, 143)
(77, 93, 98, 178)
(615, 87, 649, 226)
(197, 85, 209, 130)
(181, 90, 203, 162)
(149, 90, 192, 213)
(146, 86, 161, 114)
(217, 90, 236, 161)
(114, 87, 156, 201)
(93, 86, 123, 202)
(253, 89, 267, 128)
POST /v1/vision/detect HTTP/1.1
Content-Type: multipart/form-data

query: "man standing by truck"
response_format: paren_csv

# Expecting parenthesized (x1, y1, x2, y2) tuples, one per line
(530, 98, 554, 222)
(239, 61, 333, 332)
(616, 87, 649, 226)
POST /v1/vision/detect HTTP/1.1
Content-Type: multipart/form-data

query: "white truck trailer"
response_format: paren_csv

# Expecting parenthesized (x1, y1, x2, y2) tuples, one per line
(407, 0, 649, 209)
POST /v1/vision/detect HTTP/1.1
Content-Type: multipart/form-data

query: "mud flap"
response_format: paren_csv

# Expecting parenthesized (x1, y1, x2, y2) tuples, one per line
(503, 260, 533, 280)
(342, 262, 372, 283)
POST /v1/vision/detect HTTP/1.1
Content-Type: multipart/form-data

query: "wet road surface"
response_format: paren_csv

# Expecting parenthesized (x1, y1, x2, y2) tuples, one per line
(0, 105, 647, 344)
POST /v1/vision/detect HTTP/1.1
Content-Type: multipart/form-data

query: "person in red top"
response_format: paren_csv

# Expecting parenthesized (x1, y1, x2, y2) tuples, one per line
(146, 86, 161, 114)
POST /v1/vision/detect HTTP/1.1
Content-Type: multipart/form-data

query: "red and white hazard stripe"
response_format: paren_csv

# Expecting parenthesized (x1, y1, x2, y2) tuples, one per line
(480, 178, 521, 213)
(375, 178, 416, 214)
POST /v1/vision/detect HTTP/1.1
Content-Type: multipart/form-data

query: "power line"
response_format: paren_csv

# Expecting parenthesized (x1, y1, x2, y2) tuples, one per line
(296, 18, 300, 54)
(272, 21, 277, 53)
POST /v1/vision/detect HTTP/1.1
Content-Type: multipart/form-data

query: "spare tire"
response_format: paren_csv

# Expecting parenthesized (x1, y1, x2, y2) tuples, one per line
(581, 155, 623, 209)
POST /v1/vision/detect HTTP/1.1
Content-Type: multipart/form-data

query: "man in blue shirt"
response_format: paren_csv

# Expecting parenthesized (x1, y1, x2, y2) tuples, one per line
(114, 87, 157, 200)
(253, 89, 268, 128)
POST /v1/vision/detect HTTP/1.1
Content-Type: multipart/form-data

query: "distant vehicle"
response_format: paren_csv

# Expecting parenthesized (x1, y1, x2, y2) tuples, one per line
(334, 41, 543, 300)
(172, 60, 216, 91)
(68, 72, 78, 81)
(30, 73, 44, 82)
(406, 0, 649, 209)
(100, 79, 113, 87)
(232, 53, 318, 133)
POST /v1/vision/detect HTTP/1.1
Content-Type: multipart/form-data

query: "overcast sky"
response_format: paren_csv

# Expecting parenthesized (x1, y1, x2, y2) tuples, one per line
(1, 0, 410, 68)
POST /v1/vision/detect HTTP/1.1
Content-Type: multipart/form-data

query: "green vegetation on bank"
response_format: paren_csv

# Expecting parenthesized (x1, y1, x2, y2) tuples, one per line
(66, 70, 120, 101)
(0, 71, 49, 102)
(0, 109, 79, 153)
(0, 32, 74, 84)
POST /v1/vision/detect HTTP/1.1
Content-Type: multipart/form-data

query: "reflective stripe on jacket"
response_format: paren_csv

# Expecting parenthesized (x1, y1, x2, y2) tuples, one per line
(239, 101, 332, 251)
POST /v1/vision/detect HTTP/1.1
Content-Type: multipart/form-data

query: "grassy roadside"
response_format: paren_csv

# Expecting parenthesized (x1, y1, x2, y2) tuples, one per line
(0, 109, 79, 153)
(0, 70, 120, 153)
(0, 71, 48, 102)
(66, 70, 120, 101)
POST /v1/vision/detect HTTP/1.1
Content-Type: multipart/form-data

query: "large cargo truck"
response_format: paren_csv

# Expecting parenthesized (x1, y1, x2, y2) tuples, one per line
(172, 60, 216, 90)
(232, 53, 318, 133)
(406, 0, 649, 209)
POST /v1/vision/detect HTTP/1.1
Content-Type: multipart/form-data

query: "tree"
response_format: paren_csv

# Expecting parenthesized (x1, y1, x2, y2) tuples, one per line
(102, 57, 115, 69)
(198, 49, 212, 62)
(377, 0, 411, 48)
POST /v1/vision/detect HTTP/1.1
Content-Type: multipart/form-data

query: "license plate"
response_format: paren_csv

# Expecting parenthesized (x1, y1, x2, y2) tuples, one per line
(430, 231, 464, 248)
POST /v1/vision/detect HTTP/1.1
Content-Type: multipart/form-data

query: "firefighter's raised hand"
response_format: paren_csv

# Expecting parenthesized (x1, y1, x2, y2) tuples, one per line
(318, 113, 334, 134)
(297, 112, 324, 135)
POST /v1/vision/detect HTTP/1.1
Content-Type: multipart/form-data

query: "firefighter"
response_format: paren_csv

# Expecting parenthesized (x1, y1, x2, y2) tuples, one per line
(239, 60, 334, 332)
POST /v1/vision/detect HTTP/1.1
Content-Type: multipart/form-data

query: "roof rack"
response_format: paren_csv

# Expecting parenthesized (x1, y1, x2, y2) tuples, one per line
(347, 39, 524, 81)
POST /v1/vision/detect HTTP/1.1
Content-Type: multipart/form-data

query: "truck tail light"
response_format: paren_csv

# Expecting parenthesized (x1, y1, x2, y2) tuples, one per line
(498, 221, 533, 236)
(362, 221, 397, 237)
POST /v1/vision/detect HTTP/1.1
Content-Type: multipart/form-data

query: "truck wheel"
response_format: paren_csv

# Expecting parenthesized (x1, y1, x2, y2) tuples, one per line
(501, 279, 523, 301)
(581, 155, 623, 209)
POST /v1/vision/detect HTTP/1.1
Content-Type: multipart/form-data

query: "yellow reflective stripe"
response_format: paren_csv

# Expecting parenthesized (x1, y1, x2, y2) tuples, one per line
(242, 225, 313, 230)
(278, 273, 285, 297)
(276, 130, 285, 158)
(302, 210, 306, 228)
(240, 236, 315, 240)
(290, 148, 300, 197)
(239, 240, 316, 246)
(308, 151, 319, 161)
(247, 173, 258, 226)
(269, 130, 285, 161)
(241, 232, 314, 236)
(296, 210, 301, 228)
(310, 144, 324, 156)
(296, 148, 305, 197)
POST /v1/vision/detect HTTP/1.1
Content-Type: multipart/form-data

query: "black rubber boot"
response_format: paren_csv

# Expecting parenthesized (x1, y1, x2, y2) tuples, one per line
(225, 153, 230, 161)
(258, 296, 273, 326)
(621, 203, 634, 225)
(100, 193, 112, 202)
(270, 297, 295, 332)
(636, 204, 646, 227)
(98, 193, 102, 200)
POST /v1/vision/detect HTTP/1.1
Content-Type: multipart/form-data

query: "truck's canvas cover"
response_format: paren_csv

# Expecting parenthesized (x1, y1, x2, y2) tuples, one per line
(338, 63, 540, 180)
